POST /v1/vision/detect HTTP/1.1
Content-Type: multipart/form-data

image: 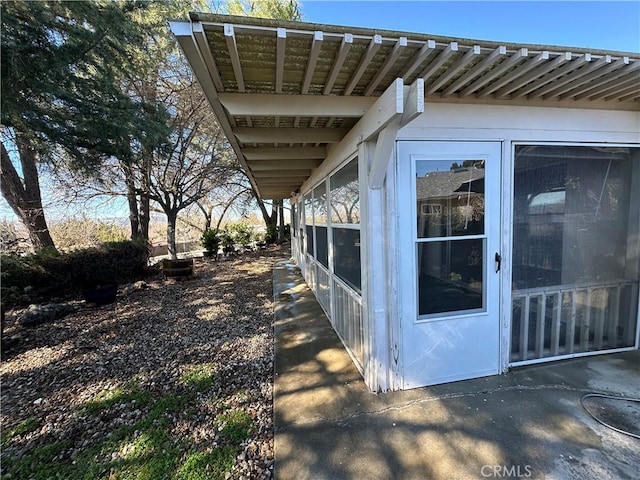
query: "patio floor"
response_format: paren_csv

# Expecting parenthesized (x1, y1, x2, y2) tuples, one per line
(273, 259, 640, 480)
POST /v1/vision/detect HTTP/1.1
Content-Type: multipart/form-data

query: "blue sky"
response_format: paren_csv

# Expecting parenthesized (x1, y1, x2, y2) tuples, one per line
(300, 1, 640, 53)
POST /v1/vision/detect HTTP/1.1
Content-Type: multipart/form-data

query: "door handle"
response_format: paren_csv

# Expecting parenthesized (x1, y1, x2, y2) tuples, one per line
(495, 252, 502, 273)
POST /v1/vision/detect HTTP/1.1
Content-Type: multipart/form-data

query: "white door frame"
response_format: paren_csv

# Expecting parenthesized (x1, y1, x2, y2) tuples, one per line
(397, 140, 504, 388)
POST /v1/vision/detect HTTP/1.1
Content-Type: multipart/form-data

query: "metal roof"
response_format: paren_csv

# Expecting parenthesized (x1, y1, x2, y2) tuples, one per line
(171, 13, 640, 200)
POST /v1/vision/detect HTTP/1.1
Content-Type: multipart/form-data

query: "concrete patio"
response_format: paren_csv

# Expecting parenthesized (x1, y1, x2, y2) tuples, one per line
(273, 259, 640, 480)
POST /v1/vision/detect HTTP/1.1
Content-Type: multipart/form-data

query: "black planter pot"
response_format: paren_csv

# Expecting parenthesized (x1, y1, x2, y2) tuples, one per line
(82, 284, 118, 305)
(202, 250, 217, 259)
(162, 258, 194, 278)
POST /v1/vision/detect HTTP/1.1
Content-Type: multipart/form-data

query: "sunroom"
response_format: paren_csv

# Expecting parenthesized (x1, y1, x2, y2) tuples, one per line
(171, 14, 640, 392)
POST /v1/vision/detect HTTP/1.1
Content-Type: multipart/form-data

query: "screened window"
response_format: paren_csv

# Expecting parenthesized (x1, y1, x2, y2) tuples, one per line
(330, 158, 360, 224)
(330, 158, 361, 291)
(511, 145, 639, 362)
(333, 228, 361, 291)
(304, 193, 314, 256)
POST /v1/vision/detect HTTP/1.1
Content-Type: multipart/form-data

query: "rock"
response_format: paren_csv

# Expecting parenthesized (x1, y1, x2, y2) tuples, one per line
(18, 303, 75, 326)
(33, 397, 43, 406)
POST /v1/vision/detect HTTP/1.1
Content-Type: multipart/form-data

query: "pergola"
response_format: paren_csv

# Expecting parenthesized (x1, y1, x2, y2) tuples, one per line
(170, 13, 640, 201)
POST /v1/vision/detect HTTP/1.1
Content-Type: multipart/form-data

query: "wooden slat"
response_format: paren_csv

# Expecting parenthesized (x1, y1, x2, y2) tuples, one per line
(557, 57, 629, 100)
(344, 34, 383, 95)
(248, 158, 322, 170)
(275, 27, 286, 93)
(579, 70, 640, 101)
(521, 296, 530, 361)
(560, 57, 640, 100)
(218, 93, 375, 117)
(302, 31, 324, 94)
(192, 22, 224, 91)
(580, 290, 592, 352)
(535, 294, 546, 358)
(537, 55, 612, 99)
(364, 37, 408, 95)
(418, 42, 459, 82)
(512, 53, 591, 99)
(594, 289, 606, 350)
(609, 286, 621, 348)
(478, 51, 549, 97)
(234, 127, 348, 143)
(252, 169, 312, 178)
(400, 40, 436, 80)
(615, 86, 640, 102)
(425, 45, 480, 95)
(324, 33, 353, 95)
(550, 293, 561, 356)
(567, 291, 577, 354)
(224, 24, 245, 92)
(495, 52, 571, 99)
(461, 48, 529, 96)
(243, 146, 326, 160)
(443, 46, 507, 96)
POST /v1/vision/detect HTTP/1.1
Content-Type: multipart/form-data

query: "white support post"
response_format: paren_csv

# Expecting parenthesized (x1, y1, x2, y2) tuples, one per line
(360, 140, 391, 392)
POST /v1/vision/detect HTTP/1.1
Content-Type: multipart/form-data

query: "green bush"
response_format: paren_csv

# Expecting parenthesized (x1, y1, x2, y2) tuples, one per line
(0, 240, 149, 307)
(200, 229, 220, 252)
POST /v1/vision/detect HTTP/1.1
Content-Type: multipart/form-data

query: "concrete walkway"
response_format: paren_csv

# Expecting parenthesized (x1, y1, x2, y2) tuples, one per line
(273, 259, 640, 480)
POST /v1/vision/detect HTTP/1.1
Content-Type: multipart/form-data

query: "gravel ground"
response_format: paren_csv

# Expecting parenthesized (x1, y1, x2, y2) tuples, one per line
(1, 245, 288, 479)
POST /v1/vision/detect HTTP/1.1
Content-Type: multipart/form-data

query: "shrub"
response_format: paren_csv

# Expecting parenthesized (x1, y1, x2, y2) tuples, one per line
(200, 229, 220, 252)
(0, 240, 150, 307)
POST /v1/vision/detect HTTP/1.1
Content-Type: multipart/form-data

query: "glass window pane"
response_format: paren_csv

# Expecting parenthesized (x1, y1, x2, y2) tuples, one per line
(418, 239, 484, 316)
(330, 158, 360, 224)
(306, 225, 314, 256)
(316, 226, 328, 268)
(510, 145, 640, 362)
(304, 193, 313, 226)
(416, 160, 485, 238)
(512, 146, 635, 289)
(313, 184, 327, 225)
(333, 227, 361, 291)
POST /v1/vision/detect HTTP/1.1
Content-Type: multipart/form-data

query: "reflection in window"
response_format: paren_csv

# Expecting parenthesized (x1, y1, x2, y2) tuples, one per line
(316, 226, 328, 268)
(511, 145, 639, 362)
(416, 160, 485, 238)
(512, 146, 635, 289)
(313, 185, 327, 225)
(330, 158, 360, 224)
(333, 227, 361, 291)
(306, 225, 314, 256)
(418, 239, 484, 315)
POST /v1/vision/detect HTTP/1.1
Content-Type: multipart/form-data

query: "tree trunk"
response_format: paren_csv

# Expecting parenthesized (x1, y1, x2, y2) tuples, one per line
(278, 200, 285, 244)
(122, 162, 141, 239)
(0, 137, 56, 251)
(166, 210, 178, 260)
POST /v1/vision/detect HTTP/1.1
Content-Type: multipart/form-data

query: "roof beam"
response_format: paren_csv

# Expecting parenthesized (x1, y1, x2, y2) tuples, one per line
(218, 93, 375, 117)
(242, 146, 326, 160)
(249, 159, 321, 170)
(560, 57, 640, 100)
(443, 46, 507, 96)
(344, 34, 382, 95)
(323, 33, 353, 95)
(192, 22, 224, 92)
(252, 170, 312, 178)
(511, 53, 591, 99)
(571, 60, 639, 100)
(275, 27, 286, 93)
(478, 51, 548, 97)
(461, 48, 529, 96)
(418, 42, 459, 82)
(579, 70, 640, 101)
(495, 52, 571, 98)
(302, 31, 324, 94)
(400, 40, 436, 80)
(558, 57, 630, 100)
(224, 24, 245, 92)
(539, 55, 617, 99)
(364, 37, 408, 95)
(234, 127, 349, 144)
(426, 45, 480, 95)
